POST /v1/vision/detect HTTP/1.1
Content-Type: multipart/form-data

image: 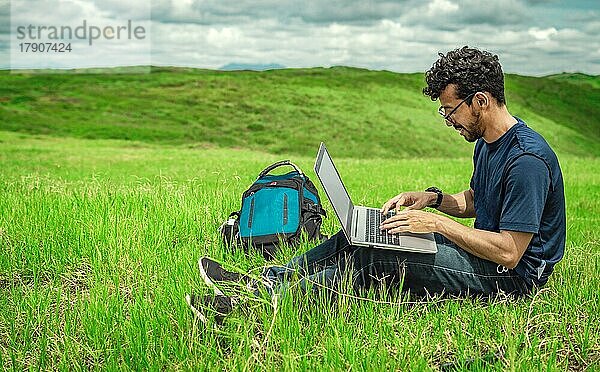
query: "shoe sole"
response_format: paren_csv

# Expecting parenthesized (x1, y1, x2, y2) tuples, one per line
(185, 294, 209, 324)
(198, 257, 225, 296)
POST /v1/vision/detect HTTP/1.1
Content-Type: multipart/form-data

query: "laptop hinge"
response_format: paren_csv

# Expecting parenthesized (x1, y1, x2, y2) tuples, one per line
(344, 204, 353, 239)
(353, 208, 359, 239)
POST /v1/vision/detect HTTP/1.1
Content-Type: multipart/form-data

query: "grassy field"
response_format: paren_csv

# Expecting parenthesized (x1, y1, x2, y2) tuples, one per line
(0, 129, 599, 370)
(1, 67, 599, 370)
(0, 67, 599, 159)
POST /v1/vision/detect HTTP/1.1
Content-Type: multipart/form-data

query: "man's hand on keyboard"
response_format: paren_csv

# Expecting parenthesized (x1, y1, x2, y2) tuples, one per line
(380, 192, 437, 215)
(379, 210, 439, 234)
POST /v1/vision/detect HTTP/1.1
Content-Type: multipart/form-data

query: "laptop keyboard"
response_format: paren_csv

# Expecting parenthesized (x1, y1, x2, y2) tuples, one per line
(366, 209, 400, 246)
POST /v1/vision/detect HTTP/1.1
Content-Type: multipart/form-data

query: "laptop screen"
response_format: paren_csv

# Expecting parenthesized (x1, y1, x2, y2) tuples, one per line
(314, 143, 354, 238)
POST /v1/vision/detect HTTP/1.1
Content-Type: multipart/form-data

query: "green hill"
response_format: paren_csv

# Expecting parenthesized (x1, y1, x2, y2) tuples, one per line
(0, 66, 598, 158)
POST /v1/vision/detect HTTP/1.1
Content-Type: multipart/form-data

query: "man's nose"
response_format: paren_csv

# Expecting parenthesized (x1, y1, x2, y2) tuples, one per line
(445, 119, 454, 127)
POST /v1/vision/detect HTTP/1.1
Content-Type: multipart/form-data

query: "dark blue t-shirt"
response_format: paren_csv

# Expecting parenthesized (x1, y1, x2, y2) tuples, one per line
(470, 117, 566, 286)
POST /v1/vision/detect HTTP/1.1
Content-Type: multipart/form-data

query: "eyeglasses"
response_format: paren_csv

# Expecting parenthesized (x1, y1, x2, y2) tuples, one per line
(437, 92, 476, 124)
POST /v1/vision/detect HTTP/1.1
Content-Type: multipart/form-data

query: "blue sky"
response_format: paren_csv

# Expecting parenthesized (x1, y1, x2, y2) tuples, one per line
(1, 0, 599, 75)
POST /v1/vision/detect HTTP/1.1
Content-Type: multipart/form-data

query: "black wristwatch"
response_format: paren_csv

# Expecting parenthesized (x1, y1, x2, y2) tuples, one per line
(425, 187, 443, 208)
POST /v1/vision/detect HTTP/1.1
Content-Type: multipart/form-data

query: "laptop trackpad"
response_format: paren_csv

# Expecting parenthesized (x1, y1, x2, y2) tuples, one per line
(401, 233, 435, 250)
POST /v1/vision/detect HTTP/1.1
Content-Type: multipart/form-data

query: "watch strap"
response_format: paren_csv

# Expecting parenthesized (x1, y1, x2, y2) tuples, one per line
(425, 187, 443, 208)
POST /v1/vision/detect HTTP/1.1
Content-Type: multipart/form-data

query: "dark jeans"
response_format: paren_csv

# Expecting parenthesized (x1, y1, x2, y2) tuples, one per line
(263, 230, 532, 298)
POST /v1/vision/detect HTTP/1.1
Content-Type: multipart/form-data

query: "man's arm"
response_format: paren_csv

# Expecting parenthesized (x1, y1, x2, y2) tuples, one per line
(436, 189, 475, 218)
(381, 154, 551, 268)
(435, 215, 531, 268)
(381, 188, 475, 218)
(380, 210, 532, 268)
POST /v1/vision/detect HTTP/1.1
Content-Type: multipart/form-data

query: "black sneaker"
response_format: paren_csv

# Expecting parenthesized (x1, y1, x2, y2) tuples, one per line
(198, 257, 253, 295)
(185, 293, 234, 324)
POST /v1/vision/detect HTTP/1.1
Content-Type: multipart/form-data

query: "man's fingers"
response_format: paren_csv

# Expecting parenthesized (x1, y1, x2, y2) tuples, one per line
(388, 221, 411, 234)
(381, 200, 392, 214)
(380, 217, 410, 230)
(389, 226, 410, 234)
(381, 203, 392, 214)
(390, 196, 407, 213)
(381, 213, 408, 225)
(381, 195, 401, 214)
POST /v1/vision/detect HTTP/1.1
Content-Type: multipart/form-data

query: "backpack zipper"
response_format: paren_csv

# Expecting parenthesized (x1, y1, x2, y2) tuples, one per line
(248, 197, 255, 228)
(283, 193, 288, 225)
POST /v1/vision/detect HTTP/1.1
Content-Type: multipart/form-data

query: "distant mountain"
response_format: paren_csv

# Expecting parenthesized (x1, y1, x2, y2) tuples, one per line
(219, 63, 286, 71)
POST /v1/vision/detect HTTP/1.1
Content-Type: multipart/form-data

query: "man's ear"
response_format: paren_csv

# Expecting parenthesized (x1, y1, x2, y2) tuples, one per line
(473, 92, 490, 110)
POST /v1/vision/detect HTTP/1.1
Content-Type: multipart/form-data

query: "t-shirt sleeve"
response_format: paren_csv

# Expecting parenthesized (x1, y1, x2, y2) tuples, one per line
(500, 154, 550, 233)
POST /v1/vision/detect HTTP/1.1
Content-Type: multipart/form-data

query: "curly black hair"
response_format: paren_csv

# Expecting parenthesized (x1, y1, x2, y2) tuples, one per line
(423, 46, 506, 105)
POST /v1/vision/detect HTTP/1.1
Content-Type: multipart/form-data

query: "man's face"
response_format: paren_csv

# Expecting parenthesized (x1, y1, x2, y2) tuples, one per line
(438, 85, 484, 142)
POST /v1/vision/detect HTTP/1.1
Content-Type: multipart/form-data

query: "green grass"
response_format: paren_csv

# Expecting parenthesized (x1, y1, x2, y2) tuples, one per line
(0, 67, 599, 159)
(0, 66, 598, 369)
(0, 130, 599, 370)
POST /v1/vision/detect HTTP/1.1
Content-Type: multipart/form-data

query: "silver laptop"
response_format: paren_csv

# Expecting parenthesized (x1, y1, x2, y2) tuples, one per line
(314, 142, 437, 253)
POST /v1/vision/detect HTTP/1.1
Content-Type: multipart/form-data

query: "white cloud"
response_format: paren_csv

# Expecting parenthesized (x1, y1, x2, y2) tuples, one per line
(528, 27, 557, 40)
(148, 15, 600, 74)
(1, 0, 599, 74)
(427, 0, 459, 17)
(205, 26, 244, 47)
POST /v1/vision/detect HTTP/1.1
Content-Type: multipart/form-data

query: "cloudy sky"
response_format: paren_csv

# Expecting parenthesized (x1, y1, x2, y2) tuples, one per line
(1, 0, 599, 75)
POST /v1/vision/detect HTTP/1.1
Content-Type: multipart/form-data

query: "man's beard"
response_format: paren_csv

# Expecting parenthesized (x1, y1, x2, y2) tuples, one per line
(461, 113, 484, 142)
(463, 128, 480, 142)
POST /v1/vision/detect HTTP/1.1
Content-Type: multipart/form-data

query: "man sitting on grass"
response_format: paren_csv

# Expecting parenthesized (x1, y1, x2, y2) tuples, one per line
(186, 46, 566, 324)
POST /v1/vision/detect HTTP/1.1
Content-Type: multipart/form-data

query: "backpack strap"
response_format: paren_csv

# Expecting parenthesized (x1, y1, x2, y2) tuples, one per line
(227, 211, 240, 219)
(258, 160, 304, 178)
(304, 203, 327, 217)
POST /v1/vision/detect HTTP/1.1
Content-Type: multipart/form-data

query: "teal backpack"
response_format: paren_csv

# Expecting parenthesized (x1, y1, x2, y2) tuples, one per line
(220, 161, 327, 259)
